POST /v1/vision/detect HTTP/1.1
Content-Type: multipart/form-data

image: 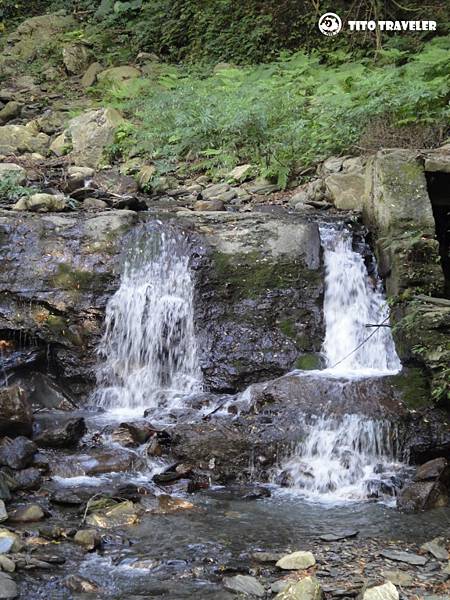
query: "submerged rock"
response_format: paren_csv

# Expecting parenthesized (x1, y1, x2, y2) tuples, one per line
(86, 500, 139, 528)
(0, 529, 22, 553)
(276, 551, 316, 570)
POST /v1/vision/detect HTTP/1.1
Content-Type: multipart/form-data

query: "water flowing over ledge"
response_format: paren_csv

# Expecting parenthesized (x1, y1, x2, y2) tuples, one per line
(91, 224, 202, 414)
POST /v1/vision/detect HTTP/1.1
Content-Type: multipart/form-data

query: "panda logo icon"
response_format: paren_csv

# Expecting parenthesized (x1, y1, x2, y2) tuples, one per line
(318, 13, 342, 36)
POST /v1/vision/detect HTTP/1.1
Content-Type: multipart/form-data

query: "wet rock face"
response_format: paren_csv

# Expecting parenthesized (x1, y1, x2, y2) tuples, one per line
(183, 212, 324, 391)
(0, 210, 323, 398)
(0, 209, 138, 396)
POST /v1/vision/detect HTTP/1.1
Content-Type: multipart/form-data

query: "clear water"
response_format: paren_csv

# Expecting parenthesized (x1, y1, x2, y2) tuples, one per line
(92, 225, 202, 413)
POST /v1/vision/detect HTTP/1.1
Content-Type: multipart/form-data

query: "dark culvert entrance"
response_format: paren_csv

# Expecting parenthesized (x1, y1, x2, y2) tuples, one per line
(425, 170, 450, 297)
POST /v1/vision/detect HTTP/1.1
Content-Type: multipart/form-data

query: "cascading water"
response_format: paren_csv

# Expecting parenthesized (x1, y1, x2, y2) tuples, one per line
(276, 415, 404, 503)
(92, 225, 202, 413)
(275, 224, 404, 503)
(320, 225, 401, 376)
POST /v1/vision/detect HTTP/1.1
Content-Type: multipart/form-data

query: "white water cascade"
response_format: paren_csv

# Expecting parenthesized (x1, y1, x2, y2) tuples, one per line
(92, 226, 202, 413)
(275, 224, 404, 503)
(320, 225, 401, 376)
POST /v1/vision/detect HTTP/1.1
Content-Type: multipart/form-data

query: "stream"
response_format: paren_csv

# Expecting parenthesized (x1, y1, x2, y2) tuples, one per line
(12, 220, 450, 598)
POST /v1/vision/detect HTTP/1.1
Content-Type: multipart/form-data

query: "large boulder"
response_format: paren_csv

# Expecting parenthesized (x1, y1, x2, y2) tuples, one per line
(2, 13, 76, 62)
(0, 386, 32, 437)
(96, 66, 141, 84)
(62, 44, 91, 74)
(398, 457, 450, 511)
(66, 108, 125, 168)
(0, 124, 49, 155)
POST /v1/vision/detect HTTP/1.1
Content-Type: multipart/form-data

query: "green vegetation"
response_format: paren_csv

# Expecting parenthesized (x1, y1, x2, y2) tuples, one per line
(0, 173, 32, 202)
(103, 36, 450, 186)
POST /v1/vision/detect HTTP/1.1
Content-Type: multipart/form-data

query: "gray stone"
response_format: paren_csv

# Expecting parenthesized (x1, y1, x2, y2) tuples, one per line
(202, 183, 230, 199)
(13, 467, 42, 491)
(67, 108, 124, 168)
(0, 500, 7, 523)
(0, 101, 21, 125)
(0, 124, 49, 155)
(416, 458, 449, 481)
(226, 164, 256, 183)
(81, 62, 103, 88)
(2, 13, 76, 62)
(271, 580, 290, 593)
(252, 551, 284, 563)
(275, 576, 322, 600)
(421, 538, 448, 561)
(0, 385, 33, 435)
(8, 503, 44, 523)
(13, 193, 68, 212)
(68, 166, 95, 179)
(398, 480, 448, 512)
(83, 198, 108, 210)
(0, 164, 25, 185)
(276, 551, 316, 570)
(0, 529, 22, 553)
(0, 572, 17, 598)
(321, 156, 345, 174)
(193, 199, 225, 211)
(97, 66, 141, 84)
(380, 549, 427, 566)
(0, 555, 15, 572)
(362, 582, 399, 600)
(34, 417, 86, 449)
(325, 171, 366, 211)
(223, 574, 265, 597)
(62, 44, 90, 74)
(74, 529, 101, 551)
(381, 570, 414, 587)
(319, 530, 358, 542)
(0, 436, 36, 470)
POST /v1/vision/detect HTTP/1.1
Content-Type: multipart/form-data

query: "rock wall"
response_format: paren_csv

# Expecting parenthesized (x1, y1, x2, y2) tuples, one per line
(0, 209, 324, 399)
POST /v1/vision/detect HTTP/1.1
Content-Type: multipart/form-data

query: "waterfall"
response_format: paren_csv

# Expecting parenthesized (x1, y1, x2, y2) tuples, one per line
(274, 415, 404, 503)
(320, 225, 401, 376)
(92, 225, 202, 412)
(275, 224, 404, 502)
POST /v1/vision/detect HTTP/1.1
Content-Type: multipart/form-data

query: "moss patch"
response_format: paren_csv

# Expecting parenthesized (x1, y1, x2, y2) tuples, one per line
(390, 368, 431, 410)
(295, 353, 323, 371)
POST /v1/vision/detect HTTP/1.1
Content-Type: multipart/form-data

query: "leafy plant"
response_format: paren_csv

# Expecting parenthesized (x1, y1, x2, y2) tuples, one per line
(103, 35, 450, 186)
(0, 173, 32, 202)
